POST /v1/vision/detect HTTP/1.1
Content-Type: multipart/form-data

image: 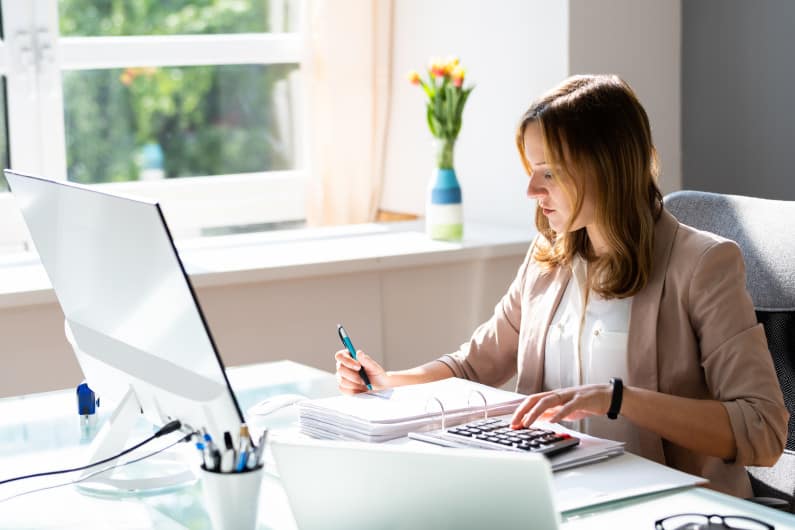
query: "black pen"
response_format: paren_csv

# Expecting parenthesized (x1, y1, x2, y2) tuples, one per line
(337, 324, 373, 391)
(222, 430, 236, 473)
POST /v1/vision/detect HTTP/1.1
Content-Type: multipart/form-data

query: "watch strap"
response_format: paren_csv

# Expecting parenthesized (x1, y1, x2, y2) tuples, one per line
(607, 377, 623, 420)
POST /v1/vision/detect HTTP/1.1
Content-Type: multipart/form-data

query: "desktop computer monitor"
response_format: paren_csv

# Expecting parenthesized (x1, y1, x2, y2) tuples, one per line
(4, 170, 246, 491)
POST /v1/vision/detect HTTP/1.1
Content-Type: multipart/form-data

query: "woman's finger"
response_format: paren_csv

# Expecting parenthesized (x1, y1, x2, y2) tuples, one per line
(510, 395, 540, 427)
(338, 365, 366, 385)
(336, 372, 366, 393)
(334, 349, 361, 370)
(519, 393, 563, 427)
(510, 391, 563, 427)
(538, 405, 563, 420)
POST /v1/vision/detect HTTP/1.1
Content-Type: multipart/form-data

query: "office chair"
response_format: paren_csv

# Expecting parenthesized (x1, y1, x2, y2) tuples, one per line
(664, 190, 795, 512)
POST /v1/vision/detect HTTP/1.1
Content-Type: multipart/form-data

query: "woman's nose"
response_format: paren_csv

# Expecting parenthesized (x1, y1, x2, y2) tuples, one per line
(526, 174, 546, 199)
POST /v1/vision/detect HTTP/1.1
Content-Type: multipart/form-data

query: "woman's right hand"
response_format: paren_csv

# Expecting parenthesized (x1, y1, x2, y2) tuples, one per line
(334, 349, 388, 395)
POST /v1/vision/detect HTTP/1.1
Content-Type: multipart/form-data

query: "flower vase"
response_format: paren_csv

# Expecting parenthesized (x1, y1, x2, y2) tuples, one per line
(426, 139, 463, 241)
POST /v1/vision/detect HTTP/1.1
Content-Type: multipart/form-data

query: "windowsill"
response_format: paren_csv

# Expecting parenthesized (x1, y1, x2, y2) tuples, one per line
(0, 220, 535, 309)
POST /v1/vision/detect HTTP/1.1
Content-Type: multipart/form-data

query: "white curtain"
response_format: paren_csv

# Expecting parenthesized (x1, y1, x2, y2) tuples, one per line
(303, 0, 394, 226)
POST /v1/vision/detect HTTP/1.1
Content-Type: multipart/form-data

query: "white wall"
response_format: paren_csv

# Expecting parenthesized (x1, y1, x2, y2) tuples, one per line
(381, 0, 569, 226)
(0, 254, 523, 397)
(380, 0, 681, 222)
(568, 0, 682, 194)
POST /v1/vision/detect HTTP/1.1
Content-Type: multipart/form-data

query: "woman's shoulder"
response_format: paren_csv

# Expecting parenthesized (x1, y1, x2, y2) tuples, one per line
(666, 214, 744, 272)
(673, 218, 730, 249)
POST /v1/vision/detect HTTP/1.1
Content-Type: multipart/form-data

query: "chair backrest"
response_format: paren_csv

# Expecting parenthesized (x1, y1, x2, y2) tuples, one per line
(664, 190, 795, 510)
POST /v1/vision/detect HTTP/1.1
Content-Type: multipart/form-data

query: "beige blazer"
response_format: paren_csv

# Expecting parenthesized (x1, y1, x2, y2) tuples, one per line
(438, 209, 789, 497)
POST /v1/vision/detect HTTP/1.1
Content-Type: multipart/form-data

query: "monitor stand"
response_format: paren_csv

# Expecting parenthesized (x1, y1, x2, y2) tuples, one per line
(76, 387, 196, 497)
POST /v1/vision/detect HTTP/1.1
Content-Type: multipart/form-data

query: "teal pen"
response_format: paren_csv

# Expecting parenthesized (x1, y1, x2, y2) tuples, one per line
(337, 324, 372, 391)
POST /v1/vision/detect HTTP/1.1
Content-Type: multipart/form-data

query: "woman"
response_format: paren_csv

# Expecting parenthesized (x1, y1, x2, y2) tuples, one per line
(333, 74, 788, 497)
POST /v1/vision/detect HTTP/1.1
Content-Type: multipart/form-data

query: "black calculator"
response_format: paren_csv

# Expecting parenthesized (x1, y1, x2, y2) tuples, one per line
(443, 417, 580, 456)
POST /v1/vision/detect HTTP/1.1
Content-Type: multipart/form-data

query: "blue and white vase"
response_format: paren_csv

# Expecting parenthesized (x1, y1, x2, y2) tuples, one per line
(426, 139, 463, 241)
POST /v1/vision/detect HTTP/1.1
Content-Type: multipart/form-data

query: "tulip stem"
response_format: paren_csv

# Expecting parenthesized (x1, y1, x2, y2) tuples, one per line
(436, 138, 455, 169)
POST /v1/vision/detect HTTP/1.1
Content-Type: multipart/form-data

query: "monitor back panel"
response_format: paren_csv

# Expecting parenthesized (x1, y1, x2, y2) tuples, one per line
(5, 170, 243, 436)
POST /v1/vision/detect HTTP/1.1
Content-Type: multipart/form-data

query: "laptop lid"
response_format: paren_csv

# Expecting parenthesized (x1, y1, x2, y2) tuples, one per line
(270, 438, 561, 530)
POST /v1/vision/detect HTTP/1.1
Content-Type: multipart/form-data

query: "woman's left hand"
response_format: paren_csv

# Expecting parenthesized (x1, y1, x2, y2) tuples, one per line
(510, 383, 613, 429)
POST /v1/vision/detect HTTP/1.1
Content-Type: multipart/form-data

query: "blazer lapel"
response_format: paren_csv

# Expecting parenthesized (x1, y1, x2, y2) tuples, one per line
(518, 265, 571, 395)
(626, 209, 679, 464)
(627, 209, 679, 392)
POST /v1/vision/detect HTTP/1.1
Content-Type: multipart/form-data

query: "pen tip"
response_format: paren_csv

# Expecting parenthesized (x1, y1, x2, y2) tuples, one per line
(337, 323, 342, 330)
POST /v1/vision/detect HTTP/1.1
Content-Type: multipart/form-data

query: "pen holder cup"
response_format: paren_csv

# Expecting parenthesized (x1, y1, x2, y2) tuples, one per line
(200, 464, 265, 530)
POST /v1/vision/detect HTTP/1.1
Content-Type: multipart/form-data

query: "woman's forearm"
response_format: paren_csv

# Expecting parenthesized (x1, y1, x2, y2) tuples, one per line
(622, 386, 737, 461)
(385, 360, 455, 387)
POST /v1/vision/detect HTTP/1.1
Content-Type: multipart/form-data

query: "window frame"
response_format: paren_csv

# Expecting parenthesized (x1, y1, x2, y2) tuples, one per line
(0, 0, 307, 249)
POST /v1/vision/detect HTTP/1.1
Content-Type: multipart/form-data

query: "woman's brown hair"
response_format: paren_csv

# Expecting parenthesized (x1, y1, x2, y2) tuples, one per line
(516, 74, 663, 299)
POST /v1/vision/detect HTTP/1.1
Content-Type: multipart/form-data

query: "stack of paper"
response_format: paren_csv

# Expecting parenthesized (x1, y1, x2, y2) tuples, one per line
(298, 378, 526, 442)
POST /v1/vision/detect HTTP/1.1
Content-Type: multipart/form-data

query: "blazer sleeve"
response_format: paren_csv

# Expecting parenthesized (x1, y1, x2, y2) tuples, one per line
(689, 240, 789, 466)
(435, 238, 537, 387)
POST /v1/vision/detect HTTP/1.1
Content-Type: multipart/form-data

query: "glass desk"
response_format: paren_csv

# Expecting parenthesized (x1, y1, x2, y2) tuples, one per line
(0, 361, 792, 529)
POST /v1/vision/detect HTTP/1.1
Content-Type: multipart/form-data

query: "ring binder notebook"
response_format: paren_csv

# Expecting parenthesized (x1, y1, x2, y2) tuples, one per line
(425, 397, 447, 431)
(468, 389, 488, 419)
(298, 378, 526, 443)
(424, 388, 489, 431)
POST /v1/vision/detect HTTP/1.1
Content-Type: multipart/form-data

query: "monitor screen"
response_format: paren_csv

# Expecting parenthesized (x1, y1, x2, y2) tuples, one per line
(5, 170, 244, 442)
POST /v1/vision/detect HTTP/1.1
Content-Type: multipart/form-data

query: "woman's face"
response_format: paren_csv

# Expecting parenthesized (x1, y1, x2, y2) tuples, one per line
(522, 122, 595, 235)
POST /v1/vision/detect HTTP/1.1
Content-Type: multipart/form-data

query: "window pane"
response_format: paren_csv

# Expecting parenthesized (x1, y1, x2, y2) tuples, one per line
(62, 64, 299, 184)
(0, 77, 10, 191)
(58, 0, 300, 36)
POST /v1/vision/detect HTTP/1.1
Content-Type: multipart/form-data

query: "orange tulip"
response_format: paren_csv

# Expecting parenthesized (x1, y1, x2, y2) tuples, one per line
(407, 70, 421, 84)
(444, 56, 459, 75)
(451, 65, 465, 87)
(429, 57, 446, 78)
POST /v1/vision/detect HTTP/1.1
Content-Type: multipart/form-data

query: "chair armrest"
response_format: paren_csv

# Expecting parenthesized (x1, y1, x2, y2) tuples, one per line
(747, 496, 791, 511)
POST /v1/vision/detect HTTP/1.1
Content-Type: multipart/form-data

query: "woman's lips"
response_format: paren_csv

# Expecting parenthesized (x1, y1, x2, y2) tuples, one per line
(542, 207, 555, 216)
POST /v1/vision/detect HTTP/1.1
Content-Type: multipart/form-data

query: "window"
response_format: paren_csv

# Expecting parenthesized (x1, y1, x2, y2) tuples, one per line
(0, 0, 306, 252)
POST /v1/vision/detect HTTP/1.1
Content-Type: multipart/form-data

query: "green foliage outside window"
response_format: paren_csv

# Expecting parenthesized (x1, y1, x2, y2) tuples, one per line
(60, 0, 297, 184)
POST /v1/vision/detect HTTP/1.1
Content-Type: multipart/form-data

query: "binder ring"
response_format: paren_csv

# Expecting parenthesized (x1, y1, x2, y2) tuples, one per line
(467, 390, 488, 419)
(425, 396, 447, 431)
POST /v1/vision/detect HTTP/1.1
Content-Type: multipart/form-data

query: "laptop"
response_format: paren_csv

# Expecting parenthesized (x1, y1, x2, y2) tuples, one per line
(270, 437, 561, 530)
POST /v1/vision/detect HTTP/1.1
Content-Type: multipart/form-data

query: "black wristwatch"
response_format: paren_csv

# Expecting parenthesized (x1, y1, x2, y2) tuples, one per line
(607, 377, 623, 420)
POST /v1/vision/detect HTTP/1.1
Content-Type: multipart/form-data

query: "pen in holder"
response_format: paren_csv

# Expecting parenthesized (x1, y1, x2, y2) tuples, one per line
(200, 464, 265, 530)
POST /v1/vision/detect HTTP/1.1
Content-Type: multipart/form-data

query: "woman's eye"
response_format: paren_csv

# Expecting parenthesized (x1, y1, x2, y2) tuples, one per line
(543, 171, 553, 180)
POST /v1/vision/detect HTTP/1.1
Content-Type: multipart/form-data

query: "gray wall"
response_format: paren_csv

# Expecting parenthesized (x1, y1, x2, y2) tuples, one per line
(570, 0, 681, 195)
(682, 0, 795, 199)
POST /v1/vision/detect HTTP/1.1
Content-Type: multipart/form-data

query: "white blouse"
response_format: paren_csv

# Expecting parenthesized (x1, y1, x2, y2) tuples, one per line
(543, 255, 640, 453)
